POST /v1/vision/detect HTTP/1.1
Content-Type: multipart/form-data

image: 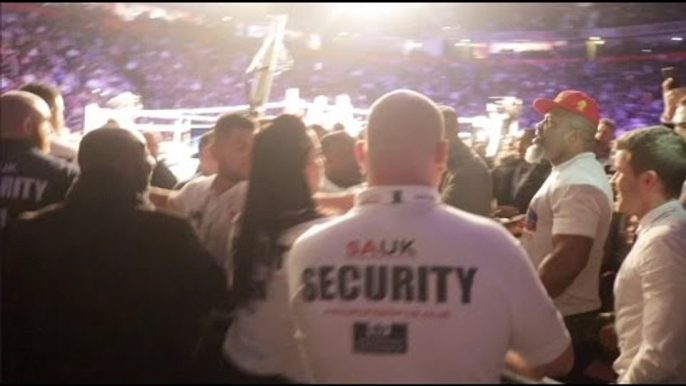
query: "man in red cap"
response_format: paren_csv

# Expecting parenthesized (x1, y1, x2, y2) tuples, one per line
(520, 90, 614, 382)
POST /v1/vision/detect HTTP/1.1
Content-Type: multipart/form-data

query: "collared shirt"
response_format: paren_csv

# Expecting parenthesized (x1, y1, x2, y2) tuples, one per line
(287, 185, 570, 383)
(613, 200, 686, 384)
(520, 152, 613, 316)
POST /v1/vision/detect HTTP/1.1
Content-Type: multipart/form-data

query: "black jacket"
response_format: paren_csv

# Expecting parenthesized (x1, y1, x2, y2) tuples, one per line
(151, 158, 179, 190)
(440, 138, 494, 217)
(492, 158, 551, 215)
(1, 139, 78, 238)
(2, 173, 226, 383)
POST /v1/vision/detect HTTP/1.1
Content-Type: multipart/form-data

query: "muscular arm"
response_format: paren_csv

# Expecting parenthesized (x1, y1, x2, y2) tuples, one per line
(538, 234, 594, 299)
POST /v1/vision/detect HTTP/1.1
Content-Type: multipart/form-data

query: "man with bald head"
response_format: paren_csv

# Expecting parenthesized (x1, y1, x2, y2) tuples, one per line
(2, 127, 226, 382)
(286, 90, 573, 383)
(19, 82, 80, 162)
(1, 91, 78, 243)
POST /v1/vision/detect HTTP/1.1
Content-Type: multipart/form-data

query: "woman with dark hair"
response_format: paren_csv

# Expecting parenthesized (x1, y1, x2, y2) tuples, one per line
(222, 114, 328, 383)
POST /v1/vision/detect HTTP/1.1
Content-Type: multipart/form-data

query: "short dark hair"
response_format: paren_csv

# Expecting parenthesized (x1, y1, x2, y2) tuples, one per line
(214, 113, 255, 138)
(616, 126, 686, 198)
(197, 130, 214, 150)
(18, 82, 62, 109)
(321, 131, 356, 158)
(599, 118, 616, 131)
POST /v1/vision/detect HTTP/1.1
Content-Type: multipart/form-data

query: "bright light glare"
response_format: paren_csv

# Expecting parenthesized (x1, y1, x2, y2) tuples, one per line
(334, 3, 420, 19)
(672, 37, 683, 41)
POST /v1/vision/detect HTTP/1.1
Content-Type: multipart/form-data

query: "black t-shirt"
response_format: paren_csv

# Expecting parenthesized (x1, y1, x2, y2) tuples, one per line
(1, 139, 79, 233)
(150, 158, 179, 190)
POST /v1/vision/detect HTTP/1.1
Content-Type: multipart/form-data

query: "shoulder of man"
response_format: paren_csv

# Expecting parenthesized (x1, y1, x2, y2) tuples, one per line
(9, 203, 68, 239)
(641, 212, 686, 251)
(171, 175, 214, 208)
(26, 148, 80, 178)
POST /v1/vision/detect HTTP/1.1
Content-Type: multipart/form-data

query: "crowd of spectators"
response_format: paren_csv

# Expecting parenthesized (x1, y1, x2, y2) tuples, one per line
(2, 3, 683, 133)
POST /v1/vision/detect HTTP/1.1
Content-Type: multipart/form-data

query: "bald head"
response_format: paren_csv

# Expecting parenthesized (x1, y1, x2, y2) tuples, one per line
(1, 91, 52, 149)
(79, 128, 152, 193)
(360, 90, 447, 187)
(367, 90, 444, 149)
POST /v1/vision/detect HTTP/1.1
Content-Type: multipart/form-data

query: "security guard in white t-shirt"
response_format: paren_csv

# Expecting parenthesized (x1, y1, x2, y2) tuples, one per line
(287, 90, 573, 383)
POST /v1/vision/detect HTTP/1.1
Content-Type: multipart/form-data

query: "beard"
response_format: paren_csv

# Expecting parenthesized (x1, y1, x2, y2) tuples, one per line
(524, 142, 546, 164)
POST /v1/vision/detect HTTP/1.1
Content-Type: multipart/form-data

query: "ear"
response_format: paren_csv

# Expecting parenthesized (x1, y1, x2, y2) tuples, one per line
(353, 140, 366, 170)
(640, 170, 661, 191)
(209, 141, 219, 159)
(22, 116, 35, 135)
(435, 139, 449, 173)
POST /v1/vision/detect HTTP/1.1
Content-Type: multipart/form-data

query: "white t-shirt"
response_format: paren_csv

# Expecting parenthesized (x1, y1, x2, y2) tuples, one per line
(169, 175, 247, 273)
(520, 152, 613, 317)
(287, 185, 570, 384)
(613, 200, 686, 384)
(223, 217, 331, 383)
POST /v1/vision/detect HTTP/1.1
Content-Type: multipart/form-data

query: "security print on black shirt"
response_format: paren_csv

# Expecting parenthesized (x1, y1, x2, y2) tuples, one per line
(0, 90, 79, 243)
(2, 127, 226, 383)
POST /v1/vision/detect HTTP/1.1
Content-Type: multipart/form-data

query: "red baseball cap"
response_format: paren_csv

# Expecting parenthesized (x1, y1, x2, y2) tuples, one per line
(533, 90, 600, 125)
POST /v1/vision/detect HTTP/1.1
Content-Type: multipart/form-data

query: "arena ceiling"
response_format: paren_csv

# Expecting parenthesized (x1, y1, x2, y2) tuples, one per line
(147, 3, 686, 36)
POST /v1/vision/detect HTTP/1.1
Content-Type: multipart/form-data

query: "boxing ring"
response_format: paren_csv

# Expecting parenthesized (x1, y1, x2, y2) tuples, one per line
(82, 89, 521, 181)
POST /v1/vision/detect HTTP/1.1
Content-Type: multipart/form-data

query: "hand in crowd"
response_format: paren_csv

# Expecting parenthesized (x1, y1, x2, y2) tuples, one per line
(661, 77, 686, 123)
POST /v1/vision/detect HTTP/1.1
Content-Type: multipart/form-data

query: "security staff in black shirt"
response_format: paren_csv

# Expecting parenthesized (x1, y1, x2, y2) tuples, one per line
(0, 91, 78, 242)
(2, 127, 226, 383)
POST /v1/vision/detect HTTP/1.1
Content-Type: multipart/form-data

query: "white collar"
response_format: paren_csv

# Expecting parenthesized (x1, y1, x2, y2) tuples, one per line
(355, 185, 441, 207)
(552, 152, 596, 171)
(636, 200, 684, 237)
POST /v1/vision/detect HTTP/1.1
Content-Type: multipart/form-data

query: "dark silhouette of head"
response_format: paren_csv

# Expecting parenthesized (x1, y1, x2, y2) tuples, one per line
(320, 131, 362, 189)
(78, 128, 153, 196)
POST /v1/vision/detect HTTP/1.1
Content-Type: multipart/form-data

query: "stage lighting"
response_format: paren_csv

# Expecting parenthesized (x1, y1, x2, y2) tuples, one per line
(333, 3, 420, 19)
